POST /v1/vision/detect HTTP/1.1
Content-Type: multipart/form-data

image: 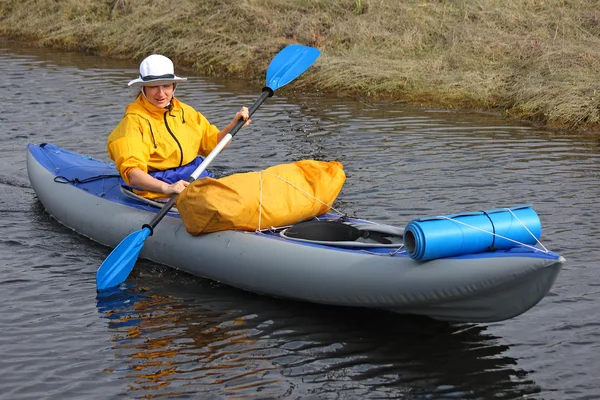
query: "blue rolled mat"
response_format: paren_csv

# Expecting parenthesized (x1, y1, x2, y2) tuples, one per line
(403, 205, 542, 261)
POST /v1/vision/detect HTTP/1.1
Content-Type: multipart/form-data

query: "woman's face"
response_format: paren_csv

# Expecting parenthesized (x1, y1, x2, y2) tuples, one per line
(143, 84, 175, 109)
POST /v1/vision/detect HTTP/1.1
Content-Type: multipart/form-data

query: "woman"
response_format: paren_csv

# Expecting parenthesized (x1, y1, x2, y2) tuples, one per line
(108, 54, 250, 199)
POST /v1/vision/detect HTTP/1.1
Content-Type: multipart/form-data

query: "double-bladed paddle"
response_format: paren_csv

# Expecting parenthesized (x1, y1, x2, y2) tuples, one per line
(96, 44, 321, 290)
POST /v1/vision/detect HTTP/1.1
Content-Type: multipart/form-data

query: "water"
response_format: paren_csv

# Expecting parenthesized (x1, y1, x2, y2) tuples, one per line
(1, 39, 599, 399)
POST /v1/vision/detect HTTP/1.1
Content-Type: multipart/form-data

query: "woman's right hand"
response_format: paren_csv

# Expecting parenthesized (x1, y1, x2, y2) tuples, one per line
(128, 169, 190, 195)
(163, 179, 190, 195)
(233, 106, 251, 127)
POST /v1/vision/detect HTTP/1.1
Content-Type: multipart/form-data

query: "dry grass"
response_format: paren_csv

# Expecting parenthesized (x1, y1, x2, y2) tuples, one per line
(2, 0, 600, 131)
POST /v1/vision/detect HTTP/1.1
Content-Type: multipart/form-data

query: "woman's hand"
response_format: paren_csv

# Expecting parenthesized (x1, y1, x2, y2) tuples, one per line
(128, 169, 189, 195)
(163, 179, 190, 195)
(217, 106, 252, 143)
(233, 106, 251, 127)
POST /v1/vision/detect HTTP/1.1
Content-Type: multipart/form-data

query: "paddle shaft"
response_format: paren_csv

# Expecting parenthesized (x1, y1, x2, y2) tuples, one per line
(143, 88, 274, 233)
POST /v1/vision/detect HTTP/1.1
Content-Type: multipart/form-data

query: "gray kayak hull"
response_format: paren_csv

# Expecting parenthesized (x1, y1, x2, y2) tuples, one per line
(26, 144, 564, 322)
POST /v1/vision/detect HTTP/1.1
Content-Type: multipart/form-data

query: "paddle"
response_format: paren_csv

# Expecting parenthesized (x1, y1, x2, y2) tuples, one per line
(96, 44, 321, 291)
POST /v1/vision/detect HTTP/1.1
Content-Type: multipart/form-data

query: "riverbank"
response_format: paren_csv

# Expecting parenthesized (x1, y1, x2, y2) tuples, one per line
(2, 0, 600, 132)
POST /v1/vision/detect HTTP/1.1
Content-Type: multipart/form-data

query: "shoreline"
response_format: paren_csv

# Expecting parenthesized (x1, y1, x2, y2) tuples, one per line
(2, 0, 599, 134)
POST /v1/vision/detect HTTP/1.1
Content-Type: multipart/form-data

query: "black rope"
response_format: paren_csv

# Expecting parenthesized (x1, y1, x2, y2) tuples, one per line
(54, 174, 121, 185)
(481, 210, 497, 251)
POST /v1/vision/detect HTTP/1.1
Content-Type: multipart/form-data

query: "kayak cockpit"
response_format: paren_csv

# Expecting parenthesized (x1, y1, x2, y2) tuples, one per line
(280, 219, 404, 248)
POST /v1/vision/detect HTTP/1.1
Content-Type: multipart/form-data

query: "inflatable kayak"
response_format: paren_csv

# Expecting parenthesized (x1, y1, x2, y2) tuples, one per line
(26, 143, 565, 323)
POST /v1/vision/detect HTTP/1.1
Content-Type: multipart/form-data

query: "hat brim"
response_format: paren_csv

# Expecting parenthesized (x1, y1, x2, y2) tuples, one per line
(128, 76, 187, 88)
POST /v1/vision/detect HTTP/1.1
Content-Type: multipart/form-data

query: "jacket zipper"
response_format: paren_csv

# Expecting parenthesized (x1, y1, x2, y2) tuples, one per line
(163, 111, 183, 167)
(145, 119, 158, 148)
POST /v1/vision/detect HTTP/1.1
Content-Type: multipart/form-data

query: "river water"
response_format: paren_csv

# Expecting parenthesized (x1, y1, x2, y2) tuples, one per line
(1, 39, 599, 399)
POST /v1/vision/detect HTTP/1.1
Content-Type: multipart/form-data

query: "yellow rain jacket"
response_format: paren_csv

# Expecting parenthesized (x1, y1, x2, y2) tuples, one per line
(107, 95, 220, 199)
(177, 160, 346, 235)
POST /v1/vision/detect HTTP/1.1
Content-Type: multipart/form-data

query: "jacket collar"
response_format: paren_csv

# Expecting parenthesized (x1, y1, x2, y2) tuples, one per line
(126, 95, 181, 117)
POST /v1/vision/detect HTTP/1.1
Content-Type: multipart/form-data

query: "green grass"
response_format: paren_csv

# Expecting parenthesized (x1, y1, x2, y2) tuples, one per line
(2, 0, 600, 132)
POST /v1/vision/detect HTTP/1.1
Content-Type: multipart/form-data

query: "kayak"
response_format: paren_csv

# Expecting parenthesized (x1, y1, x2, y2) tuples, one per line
(26, 143, 565, 323)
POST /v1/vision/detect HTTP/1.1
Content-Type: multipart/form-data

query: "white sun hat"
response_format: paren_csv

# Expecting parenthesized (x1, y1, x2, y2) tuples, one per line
(127, 54, 188, 88)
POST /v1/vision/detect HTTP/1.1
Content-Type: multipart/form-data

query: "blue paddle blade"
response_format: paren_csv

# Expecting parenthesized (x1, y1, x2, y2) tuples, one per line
(266, 44, 321, 91)
(96, 227, 151, 291)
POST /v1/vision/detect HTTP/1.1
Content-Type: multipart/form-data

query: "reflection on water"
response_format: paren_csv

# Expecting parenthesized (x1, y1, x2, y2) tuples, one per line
(96, 280, 540, 399)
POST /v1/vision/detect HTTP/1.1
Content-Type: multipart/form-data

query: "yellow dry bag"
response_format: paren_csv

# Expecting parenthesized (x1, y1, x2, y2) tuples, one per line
(177, 160, 345, 235)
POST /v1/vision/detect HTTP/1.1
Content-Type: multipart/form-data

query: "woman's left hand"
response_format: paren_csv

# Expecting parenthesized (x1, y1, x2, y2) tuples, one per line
(234, 106, 251, 128)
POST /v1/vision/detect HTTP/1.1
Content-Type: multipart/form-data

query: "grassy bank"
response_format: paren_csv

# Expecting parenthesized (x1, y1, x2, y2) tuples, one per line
(2, 0, 600, 132)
